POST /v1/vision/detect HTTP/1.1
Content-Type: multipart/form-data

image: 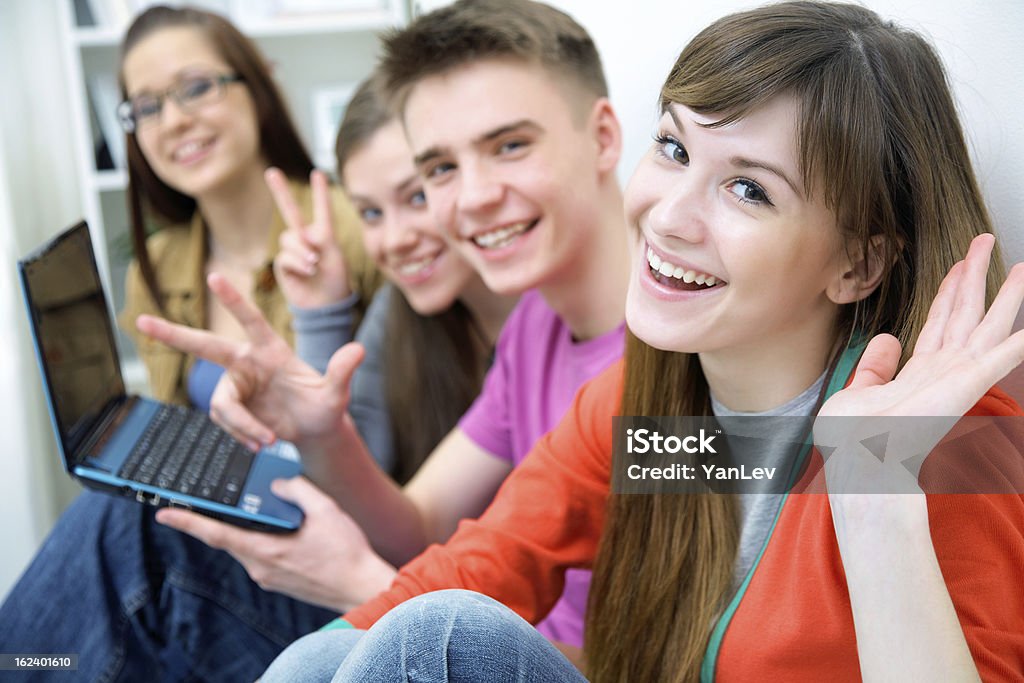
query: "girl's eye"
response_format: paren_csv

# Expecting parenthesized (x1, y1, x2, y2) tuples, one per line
(726, 179, 772, 206)
(425, 161, 455, 180)
(409, 190, 426, 207)
(654, 134, 689, 165)
(359, 207, 383, 224)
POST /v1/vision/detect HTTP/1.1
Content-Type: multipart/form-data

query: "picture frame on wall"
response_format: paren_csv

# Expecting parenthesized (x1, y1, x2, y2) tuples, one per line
(311, 84, 357, 170)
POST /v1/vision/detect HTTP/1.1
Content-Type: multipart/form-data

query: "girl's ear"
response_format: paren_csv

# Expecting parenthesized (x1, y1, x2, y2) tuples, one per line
(827, 234, 890, 305)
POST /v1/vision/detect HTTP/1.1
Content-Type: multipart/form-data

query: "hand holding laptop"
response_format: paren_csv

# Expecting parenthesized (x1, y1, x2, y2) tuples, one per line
(156, 475, 397, 611)
(136, 272, 364, 453)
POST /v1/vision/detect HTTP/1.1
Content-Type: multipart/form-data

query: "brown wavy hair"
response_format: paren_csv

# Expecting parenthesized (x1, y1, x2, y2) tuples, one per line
(585, 3, 1003, 681)
(335, 75, 490, 483)
(117, 5, 314, 316)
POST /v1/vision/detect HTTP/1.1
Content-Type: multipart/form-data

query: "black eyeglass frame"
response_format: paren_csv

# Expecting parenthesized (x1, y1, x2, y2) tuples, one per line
(116, 72, 244, 134)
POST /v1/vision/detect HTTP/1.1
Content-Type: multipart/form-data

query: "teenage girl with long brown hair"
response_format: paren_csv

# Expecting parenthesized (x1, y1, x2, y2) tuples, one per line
(115, 5, 378, 406)
(256, 2, 1024, 681)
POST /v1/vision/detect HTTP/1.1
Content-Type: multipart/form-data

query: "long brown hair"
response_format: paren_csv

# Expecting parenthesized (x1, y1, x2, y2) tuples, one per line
(118, 5, 314, 316)
(336, 76, 490, 483)
(585, 3, 1003, 681)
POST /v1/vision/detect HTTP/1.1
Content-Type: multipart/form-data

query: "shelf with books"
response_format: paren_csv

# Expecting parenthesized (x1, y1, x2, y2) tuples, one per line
(71, 25, 123, 47)
(93, 169, 128, 193)
(72, 0, 405, 39)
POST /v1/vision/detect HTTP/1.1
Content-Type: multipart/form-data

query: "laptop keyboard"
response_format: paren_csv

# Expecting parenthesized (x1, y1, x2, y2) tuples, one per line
(118, 405, 255, 506)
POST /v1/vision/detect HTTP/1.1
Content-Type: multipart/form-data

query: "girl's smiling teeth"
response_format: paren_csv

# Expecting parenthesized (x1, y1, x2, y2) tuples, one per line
(472, 219, 537, 249)
(646, 246, 723, 290)
(172, 139, 214, 162)
(396, 253, 439, 277)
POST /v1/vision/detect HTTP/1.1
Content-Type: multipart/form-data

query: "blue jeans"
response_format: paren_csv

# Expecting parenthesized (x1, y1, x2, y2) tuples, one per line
(262, 590, 588, 682)
(0, 490, 335, 682)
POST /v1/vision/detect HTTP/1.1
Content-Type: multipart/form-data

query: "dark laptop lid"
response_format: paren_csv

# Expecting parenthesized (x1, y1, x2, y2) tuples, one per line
(18, 221, 126, 467)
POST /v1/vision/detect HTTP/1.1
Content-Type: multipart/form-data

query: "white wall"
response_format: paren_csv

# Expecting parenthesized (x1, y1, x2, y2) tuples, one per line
(2, 0, 1023, 600)
(0, 1, 90, 601)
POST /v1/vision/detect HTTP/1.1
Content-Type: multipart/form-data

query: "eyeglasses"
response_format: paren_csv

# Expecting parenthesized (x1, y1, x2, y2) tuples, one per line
(116, 72, 244, 133)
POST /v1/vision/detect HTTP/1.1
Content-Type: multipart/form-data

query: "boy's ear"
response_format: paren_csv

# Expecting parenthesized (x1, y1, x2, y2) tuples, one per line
(827, 234, 891, 305)
(587, 97, 622, 175)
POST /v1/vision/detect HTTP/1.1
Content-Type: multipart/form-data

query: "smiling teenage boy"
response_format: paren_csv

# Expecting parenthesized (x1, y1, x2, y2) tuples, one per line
(365, 0, 631, 647)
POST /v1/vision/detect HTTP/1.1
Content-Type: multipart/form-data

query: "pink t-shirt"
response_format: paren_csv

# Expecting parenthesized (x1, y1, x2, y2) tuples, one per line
(459, 290, 625, 647)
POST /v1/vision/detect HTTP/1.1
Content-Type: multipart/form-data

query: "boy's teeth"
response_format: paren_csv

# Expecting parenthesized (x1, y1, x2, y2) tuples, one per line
(646, 247, 720, 288)
(473, 221, 532, 249)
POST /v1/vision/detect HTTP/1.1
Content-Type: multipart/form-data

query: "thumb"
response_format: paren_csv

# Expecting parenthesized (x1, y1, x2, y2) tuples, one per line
(325, 342, 365, 398)
(848, 334, 902, 390)
(270, 476, 331, 513)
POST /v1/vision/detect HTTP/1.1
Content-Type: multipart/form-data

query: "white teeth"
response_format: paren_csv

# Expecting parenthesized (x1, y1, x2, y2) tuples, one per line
(174, 140, 210, 161)
(397, 255, 435, 276)
(646, 247, 720, 288)
(473, 221, 533, 249)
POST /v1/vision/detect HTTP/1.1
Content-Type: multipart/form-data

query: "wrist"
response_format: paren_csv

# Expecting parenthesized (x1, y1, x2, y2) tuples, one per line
(333, 550, 397, 613)
(828, 493, 930, 549)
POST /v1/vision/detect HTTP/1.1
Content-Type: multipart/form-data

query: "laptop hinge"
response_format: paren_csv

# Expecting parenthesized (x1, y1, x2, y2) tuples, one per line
(75, 396, 138, 467)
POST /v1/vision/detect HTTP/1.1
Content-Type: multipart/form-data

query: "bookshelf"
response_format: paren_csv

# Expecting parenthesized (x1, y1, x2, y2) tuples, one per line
(57, 0, 407, 393)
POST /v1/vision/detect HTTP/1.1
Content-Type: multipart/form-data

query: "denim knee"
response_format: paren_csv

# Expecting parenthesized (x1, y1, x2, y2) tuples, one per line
(332, 590, 587, 682)
(262, 628, 365, 683)
(376, 589, 520, 632)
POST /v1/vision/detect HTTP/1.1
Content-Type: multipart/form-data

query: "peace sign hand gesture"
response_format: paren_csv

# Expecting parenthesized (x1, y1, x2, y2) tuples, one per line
(136, 273, 364, 451)
(268, 167, 352, 309)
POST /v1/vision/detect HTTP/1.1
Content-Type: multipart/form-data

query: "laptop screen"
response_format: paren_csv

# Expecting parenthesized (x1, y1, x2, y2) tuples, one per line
(19, 222, 125, 461)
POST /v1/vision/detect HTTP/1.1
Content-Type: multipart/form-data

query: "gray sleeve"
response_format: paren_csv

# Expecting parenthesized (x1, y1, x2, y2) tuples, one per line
(349, 284, 396, 474)
(290, 292, 359, 374)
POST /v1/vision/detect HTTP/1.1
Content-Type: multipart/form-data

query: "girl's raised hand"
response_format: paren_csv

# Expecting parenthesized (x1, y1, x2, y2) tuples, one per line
(815, 234, 1024, 492)
(821, 234, 1024, 420)
(267, 167, 352, 309)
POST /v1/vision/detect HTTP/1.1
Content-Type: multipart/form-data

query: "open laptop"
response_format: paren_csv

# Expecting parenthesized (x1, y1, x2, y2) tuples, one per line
(19, 221, 303, 532)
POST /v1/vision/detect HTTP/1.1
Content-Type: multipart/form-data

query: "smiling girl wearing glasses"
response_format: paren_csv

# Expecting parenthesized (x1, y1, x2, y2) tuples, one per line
(252, 2, 1024, 680)
(115, 5, 380, 407)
